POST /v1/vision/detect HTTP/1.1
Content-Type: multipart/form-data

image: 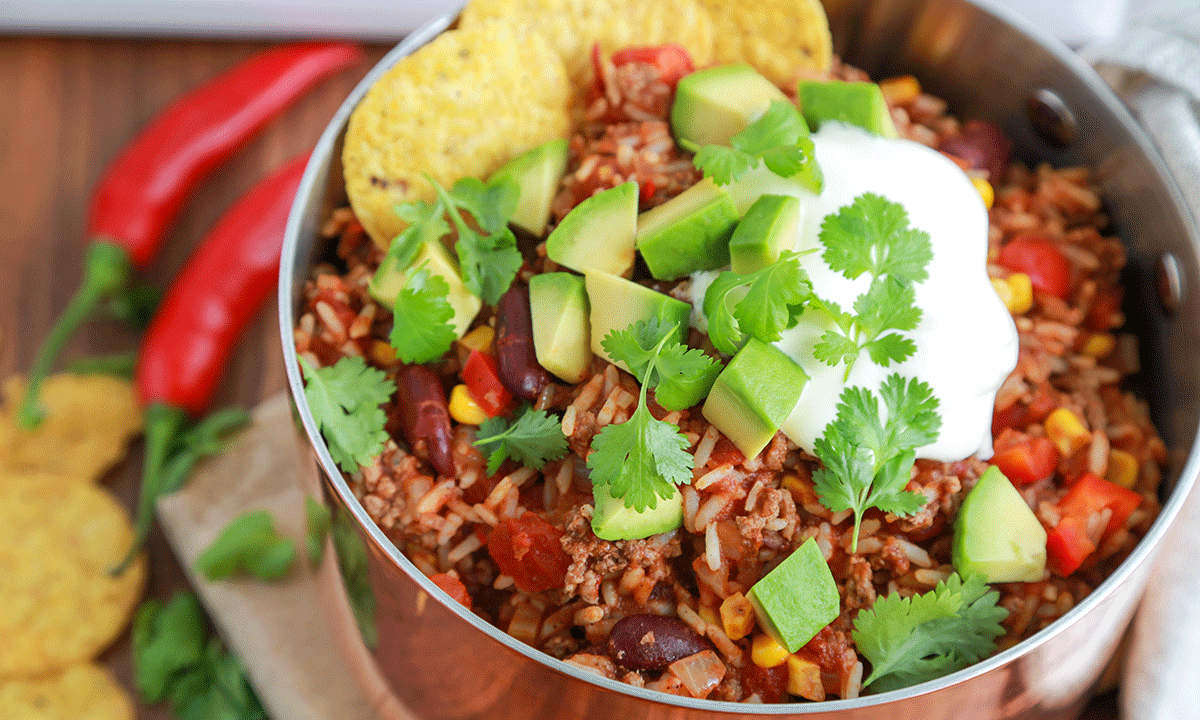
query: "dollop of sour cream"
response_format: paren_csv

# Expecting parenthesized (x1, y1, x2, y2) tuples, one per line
(694, 122, 1018, 461)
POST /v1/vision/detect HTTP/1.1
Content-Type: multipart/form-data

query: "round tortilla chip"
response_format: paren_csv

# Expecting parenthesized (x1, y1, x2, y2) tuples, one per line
(343, 20, 572, 246)
(459, 0, 716, 89)
(0, 664, 133, 720)
(698, 0, 833, 86)
(0, 373, 143, 482)
(0, 477, 147, 679)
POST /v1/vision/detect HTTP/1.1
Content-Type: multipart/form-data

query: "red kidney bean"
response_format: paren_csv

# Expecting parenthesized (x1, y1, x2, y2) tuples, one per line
(938, 119, 1012, 183)
(395, 364, 456, 477)
(494, 284, 551, 401)
(607, 614, 712, 670)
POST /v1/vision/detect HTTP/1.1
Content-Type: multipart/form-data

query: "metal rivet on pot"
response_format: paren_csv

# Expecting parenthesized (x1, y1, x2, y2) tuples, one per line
(1156, 252, 1182, 314)
(1028, 89, 1076, 148)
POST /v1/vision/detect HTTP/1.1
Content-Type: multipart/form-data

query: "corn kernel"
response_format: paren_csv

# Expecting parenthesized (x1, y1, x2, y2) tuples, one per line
(991, 277, 1013, 309)
(698, 605, 720, 626)
(751, 633, 790, 668)
(786, 655, 826, 701)
(719, 593, 756, 641)
(459, 325, 495, 354)
(1106, 449, 1139, 489)
(1082, 332, 1116, 359)
(879, 75, 921, 105)
(449, 384, 488, 425)
(1045, 408, 1090, 456)
(1007, 273, 1034, 315)
(370, 339, 398, 365)
(781, 474, 805, 504)
(972, 176, 995, 209)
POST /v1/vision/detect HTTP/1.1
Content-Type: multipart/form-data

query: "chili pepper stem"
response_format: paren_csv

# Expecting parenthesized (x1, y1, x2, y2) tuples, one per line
(113, 401, 187, 575)
(18, 240, 133, 428)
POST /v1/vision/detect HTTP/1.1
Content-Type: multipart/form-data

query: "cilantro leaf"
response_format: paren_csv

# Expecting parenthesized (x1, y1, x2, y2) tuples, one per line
(819, 192, 932, 284)
(448, 176, 519, 234)
(812, 374, 939, 550)
(385, 197, 450, 272)
(300, 356, 395, 473)
(703, 252, 812, 355)
(692, 144, 757, 185)
(430, 175, 524, 306)
(474, 405, 569, 476)
(852, 573, 1007, 692)
(588, 406, 692, 511)
(600, 318, 721, 410)
(389, 264, 456, 364)
(693, 100, 821, 187)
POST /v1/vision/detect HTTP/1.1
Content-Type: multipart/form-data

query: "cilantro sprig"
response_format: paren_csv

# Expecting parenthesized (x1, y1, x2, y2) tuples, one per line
(703, 251, 813, 355)
(852, 573, 1007, 692)
(473, 404, 569, 475)
(300, 356, 394, 473)
(587, 319, 721, 512)
(430, 176, 523, 306)
(693, 100, 822, 190)
(389, 263, 457, 364)
(812, 373, 940, 551)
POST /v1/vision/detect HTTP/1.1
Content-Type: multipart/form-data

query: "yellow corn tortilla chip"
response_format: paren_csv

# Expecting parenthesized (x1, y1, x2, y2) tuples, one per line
(0, 373, 142, 482)
(459, 0, 716, 89)
(697, 0, 833, 86)
(0, 476, 147, 679)
(0, 663, 133, 720)
(343, 20, 572, 247)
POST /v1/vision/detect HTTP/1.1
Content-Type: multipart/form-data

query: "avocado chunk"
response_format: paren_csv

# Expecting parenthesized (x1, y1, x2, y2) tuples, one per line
(489, 137, 569, 236)
(953, 465, 1048, 583)
(583, 270, 691, 370)
(591, 481, 683, 541)
(798, 80, 898, 137)
(728, 194, 802, 274)
(747, 537, 839, 652)
(546, 181, 638, 277)
(636, 178, 739, 280)
(671, 64, 788, 151)
(368, 240, 481, 339)
(702, 338, 808, 459)
(529, 272, 591, 383)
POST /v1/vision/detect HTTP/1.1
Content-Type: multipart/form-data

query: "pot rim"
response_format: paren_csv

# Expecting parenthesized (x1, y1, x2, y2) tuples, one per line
(278, 0, 1200, 713)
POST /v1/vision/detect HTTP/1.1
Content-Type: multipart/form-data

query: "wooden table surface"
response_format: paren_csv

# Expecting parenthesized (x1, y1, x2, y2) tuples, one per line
(0, 32, 1125, 720)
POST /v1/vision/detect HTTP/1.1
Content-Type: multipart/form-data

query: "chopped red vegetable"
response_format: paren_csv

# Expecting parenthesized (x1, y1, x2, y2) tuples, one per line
(1046, 514, 1096, 577)
(1057, 472, 1143, 537)
(610, 44, 695, 88)
(998, 234, 1071, 300)
(991, 435, 1059, 485)
(462, 350, 514, 418)
(429, 573, 473, 609)
(486, 512, 571, 594)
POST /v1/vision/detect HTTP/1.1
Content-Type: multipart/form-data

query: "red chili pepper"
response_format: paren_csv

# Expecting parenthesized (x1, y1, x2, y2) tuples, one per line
(461, 350, 514, 417)
(117, 153, 310, 571)
(19, 42, 362, 428)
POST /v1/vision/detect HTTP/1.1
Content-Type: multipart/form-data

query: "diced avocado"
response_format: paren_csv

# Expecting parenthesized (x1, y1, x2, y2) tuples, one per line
(671, 64, 788, 151)
(489, 137, 569, 236)
(747, 537, 839, 652)
(702, 339, 808, 459)
(529, 272, 591, 383)
(953, 466, 1048, 583)
(591, 482, 683, 541)
(728, 194, 802, 274)
(368, 240, 481, 339)
(545, 181, 638, 277)
(583, 270, 691, 370)
(636, 178, 739, 280)
(797, 80, 898, 138)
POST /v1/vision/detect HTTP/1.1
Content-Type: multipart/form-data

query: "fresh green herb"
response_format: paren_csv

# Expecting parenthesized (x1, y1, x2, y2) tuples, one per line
(852, 573, 1007, 692)
(693, 100, 822, 189)
(195, 509, 296, 582)
(432, 176, 524, 306)
(66, 350, 138, 378)
(703, 251, 813, 355)
(305, 496, 332, 569)
(389, 263, 457, 364)
(811, 193, 932, 376)
(587, 319, 713, 511)
(474, 404, 569, 476)
(169, 639, 267, 720)
(812, 373, 940, 551)
(300, 356, 394, 473)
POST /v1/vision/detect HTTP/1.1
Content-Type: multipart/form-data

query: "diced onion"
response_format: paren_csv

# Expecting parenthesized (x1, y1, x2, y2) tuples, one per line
(668, 650, 726, 699)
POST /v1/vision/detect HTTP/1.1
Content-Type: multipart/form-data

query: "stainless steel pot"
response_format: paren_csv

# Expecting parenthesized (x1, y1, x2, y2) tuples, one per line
(279, 1, 1200, 718)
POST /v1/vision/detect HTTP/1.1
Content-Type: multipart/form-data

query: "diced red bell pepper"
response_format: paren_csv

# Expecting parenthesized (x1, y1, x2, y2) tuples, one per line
(1046, 514, 1096, 577)
(998, 234, 1071, 300)
(1057, 472, 1142, 536)
(461, 349, 513, 418)
(992, 436, 1060, 485)
(610, 44, 695, 88)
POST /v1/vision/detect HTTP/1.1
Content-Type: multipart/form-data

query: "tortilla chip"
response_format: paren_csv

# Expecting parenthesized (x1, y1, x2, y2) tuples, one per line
(0, 374, 142, 482)
(343, 20, 572, 246)
(459, 0, 716, 88)
(0, 664, 133, 720)
(697, 0, 833, 86)
(0, 476, 146, 679)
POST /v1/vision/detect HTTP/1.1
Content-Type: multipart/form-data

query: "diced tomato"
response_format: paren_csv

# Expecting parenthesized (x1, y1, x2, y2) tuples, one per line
(486, 513, 571, 594)
(992, 436, 1059, 485)
(429, 572, 473, 609)
(998, 234, 1071, 299)
(1046, 514, 1095, 577)
(610, 44, 695, 88)
(461, 349, 513, 417)
(740, 659, 789, 704)
(1057, 472, 1143, 536)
